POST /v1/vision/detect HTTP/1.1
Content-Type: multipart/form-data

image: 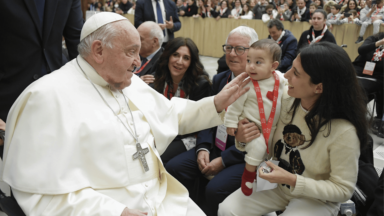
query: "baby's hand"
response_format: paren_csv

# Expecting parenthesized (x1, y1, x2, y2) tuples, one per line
(227, 128, 237, 136)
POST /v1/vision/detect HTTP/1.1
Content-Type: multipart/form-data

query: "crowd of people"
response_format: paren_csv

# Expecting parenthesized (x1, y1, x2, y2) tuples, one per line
(88, 0, 384, 43)
(0, 0, 383, 215)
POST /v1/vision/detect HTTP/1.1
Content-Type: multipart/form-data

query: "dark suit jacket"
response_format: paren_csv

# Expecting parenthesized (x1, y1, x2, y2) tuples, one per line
(196, 70, 245, 167)
(135, 0, 181, 41)
(0, 0, 83, 122)
(291, 7, 310, 21)
(268, 30, 297, 73)
(136, 48, 164, 77)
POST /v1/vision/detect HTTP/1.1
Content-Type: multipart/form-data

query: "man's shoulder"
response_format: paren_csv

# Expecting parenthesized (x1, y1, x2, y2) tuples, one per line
(282, 30, 297, 42)
(213, 70, 231, 84)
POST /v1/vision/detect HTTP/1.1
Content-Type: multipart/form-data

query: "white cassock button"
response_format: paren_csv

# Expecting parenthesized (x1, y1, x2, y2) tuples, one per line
(115, 94, 119, 98)
(145, 183, 148, 187)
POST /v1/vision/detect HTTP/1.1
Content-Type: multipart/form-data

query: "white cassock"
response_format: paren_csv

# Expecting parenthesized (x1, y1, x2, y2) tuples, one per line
(1, 56, 224, 216)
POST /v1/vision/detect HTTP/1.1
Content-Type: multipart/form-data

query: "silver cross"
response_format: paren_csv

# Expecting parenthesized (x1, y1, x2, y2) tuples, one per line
(133, 143, 150, 172)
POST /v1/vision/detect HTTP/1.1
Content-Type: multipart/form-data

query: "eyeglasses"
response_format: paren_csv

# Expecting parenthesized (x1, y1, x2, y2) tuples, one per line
(222, 45, 250, 56)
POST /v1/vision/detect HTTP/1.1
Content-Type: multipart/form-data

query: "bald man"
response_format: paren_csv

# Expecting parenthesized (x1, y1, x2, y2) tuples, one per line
(135, 21, 165, 84)
(2, 12, 251, 216)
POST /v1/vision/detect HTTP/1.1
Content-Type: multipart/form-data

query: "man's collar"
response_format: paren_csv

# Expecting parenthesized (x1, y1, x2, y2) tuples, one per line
(145, 47, 162, 61)
(77, 56, 109, 87)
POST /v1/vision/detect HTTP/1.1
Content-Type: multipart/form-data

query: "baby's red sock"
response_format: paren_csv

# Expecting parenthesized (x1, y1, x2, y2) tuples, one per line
(241, 167, 256, 196)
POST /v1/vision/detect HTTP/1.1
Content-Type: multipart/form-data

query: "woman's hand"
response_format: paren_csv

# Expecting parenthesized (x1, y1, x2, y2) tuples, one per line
(259, 161, 297, 187)
(235, 118, 260, 143)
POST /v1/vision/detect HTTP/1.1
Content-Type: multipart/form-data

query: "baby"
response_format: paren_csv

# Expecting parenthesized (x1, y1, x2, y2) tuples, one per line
(224, 39, 287, 196)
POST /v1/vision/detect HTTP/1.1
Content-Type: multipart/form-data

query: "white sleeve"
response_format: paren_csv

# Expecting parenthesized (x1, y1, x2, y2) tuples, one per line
(240, 11, 253, 19)
(231, 9, 237, 16)
(262, 14, 270, 23)
(224, 87, 249, 129)
(13, 188, 127, 216)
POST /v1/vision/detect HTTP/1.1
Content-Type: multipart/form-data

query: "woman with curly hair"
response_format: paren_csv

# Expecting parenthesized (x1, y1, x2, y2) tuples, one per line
(152, 37, 212, 165)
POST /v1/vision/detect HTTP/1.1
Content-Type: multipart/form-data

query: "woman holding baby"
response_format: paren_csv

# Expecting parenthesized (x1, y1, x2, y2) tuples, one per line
(218, 42, 370, 216)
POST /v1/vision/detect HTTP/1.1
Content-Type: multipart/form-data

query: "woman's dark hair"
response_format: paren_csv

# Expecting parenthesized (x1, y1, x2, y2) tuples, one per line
(222, 0, 232, 10)
(241, 3, 251, 14)
(315, 0, 324, 8)
(373, 32, 384, 41)
(312, 9, 327, 19)
(154, 37, 211, 98)
(290, 42, 369, 150)
(344, 0, 358, 12)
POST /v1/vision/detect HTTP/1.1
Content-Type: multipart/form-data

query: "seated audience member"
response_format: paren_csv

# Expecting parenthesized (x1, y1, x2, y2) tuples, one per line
(236, 4, 254, 18)
(268, 19, 297, 72)
(297, 9, 336, 53)
(193, 0, 206, 17)
(214, 0, 232, 19)
(253, 0, 269, 19)
(324, 0, 337, 14)
(309, 3, 318, 19)
(262, 4, 278, 22)
(250, 0, 256, 7)
(277, 3, 293, 20)
(353, 32, 384, 136)
(196, 0, 215, 18)
(117, 0, 133, 14)
(287, 0, 296, 10)
(177, 0, 188, 13)
(180, 0, 199, 16)
(219, 42, 369, 216)
(355, 0, 383, 43)
(291, 0, 311, 21)
(229, 0, 243, 18)
(135, 22, 164, 84)
(241, 0, 249, 5)
(127, 1, 136, 14)
(340, 9, 360, 22)
(360, 0, 366, 9)
(166, 26, 258, 216)
(326, 4, 342, 28)
(315, 0, 324, 8)
(152, 37, 212, 166)
(340, 0, 360, 17)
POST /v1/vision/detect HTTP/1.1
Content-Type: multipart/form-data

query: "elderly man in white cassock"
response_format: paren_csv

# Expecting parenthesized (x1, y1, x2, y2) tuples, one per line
(1, 12, 250, 216)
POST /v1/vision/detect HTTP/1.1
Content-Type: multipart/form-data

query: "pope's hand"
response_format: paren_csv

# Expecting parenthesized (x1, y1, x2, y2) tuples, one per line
(258, 161, 297, 187)
(214, 72, 250, 112)
(121, 207, 148, 216)
(197, 150, 210, 171)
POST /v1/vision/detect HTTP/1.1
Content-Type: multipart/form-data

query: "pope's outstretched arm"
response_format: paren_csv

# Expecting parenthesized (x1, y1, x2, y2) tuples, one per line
(213, 72, 250, 113)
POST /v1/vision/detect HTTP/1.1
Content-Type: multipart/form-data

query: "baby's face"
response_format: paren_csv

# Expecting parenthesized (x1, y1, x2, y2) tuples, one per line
(246, 48, 276, 81)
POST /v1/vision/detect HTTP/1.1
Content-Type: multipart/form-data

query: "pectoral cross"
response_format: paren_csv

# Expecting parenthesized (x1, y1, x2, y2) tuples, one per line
(133, 143, 150, 172)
